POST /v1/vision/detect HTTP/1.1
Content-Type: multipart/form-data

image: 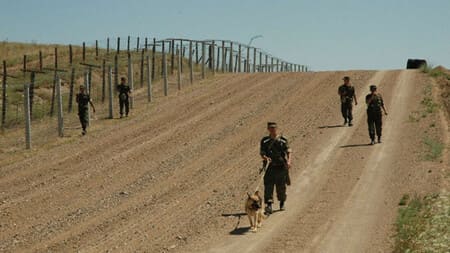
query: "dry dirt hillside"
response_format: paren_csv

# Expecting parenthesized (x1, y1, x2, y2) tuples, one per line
(0, 69, 448, 253)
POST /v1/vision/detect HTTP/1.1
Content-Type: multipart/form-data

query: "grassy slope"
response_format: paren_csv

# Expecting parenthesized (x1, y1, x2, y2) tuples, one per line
(0, 41, 195, 127)
(393, 67, 450, 253)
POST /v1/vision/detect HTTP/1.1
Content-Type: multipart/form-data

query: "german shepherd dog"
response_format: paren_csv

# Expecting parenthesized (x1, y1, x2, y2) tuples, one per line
(245, 191, 265, 232)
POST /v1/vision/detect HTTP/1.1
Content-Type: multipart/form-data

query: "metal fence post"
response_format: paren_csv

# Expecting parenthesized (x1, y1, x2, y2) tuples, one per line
(23, 83, 31, 149)
(177, 51, 182, 90)
(56, 76, 64, 137)
(2, 61, 7, 128)
(201, 41, 206, 79)
(108, 66, 113, 119)
(163, 44, 168, 96)
(128, 53, 134, 108)
(146, 55, 152, 102)
(189, 41, 194, 84)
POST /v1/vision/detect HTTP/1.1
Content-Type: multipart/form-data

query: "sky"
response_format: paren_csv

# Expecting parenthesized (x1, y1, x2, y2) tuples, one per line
(0, 0, 449, 70)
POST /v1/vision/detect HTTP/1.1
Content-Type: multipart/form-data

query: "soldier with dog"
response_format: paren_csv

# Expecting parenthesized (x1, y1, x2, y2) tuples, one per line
(260, 122, 292, 214)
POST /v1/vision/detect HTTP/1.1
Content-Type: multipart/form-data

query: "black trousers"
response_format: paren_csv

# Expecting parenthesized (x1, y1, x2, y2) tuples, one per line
(367, 111, 382, 139)
(264, 164, 288, 204)
(119, 98, 129, 116)
(341, 102, 353, 122)
(78, 109, 88, 131)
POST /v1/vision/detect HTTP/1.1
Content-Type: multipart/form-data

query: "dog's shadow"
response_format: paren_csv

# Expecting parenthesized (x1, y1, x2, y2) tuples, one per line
(223, 210, 282, 235)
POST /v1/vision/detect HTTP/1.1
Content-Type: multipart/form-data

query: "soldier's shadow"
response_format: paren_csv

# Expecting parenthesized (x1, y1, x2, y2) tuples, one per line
(318, 125, 345, 129)
(340, 143, 372, 148)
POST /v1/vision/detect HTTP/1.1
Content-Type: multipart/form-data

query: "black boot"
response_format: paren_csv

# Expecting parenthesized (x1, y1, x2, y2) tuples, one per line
(378, 136, 382, 143)
(280, 201, 285, 211)
(265, 203, 273, 215)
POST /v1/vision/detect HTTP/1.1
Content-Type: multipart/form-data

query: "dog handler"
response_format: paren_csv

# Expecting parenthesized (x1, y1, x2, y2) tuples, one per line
(260, 122, 292, 214)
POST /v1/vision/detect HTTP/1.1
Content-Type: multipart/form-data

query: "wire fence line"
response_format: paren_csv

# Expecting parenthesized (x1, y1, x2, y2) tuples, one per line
(0, 36, 308, 149)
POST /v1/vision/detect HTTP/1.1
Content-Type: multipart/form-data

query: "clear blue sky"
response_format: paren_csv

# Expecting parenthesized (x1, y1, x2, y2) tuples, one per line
(1, 0, 449, 70)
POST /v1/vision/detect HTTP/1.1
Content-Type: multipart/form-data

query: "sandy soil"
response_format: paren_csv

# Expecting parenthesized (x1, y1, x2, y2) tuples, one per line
(0, 70, 446, 253)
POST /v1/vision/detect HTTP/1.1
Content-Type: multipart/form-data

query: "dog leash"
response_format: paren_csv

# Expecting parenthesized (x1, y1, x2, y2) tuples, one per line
(254, 160, 270, 192)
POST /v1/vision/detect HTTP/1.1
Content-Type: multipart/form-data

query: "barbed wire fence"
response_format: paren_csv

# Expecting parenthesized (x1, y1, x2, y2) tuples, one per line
(0, 36, 308, 149)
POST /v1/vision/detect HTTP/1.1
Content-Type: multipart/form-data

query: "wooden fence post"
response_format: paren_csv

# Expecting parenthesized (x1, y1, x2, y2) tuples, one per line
(68, 45, 72, 65)
(162, 43, 168, 96)
(201, 41, 206, 79)
(146, 55, 152, 102)
(23, 83, 31, 149)
(114, 54, 118, 88)
(151, 38, 156, 81)
(23, 55, 27, 77)
(68, 67, 75, 112)
(2, 61, 7, 128)
(211, 40, 215, 75)
(107, 37, 110, 55)
(140, 49, 144, 88)
(195, 42, 199, 64)
(238, 44, 241, 72)
(177, 49, 182, 90)
(127, 35, 131, 53)
(84, 71, 90, 125)
(259, 51, 262, 72)
(189, 40, 193, 84)
(117, 37, 120, 54)
(102, 59, 106, 102)
(145, 37, 148, 51)
(95, 40, 99, 59)
(271, 57, 274, 72)
(221, 41, 226, 73)
(56, 76, 64, 137)
(128, 53, 134, 108)
(253, 48, 257, 73)
(39, 51, 43, 71)
(136, 37, 140, 52)
(246, 46, 250, 73)
(108, 65, 113, 119)
(171, 39, 175, 74)
(229, 42, 233, 72)
(82, 42, 86, 62)
(265, 54, 268, 73)
(180, 40, 184, 73)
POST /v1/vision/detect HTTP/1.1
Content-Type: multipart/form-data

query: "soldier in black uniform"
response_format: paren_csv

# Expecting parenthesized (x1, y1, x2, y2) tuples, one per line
(76, 85, 95, 135)
(117, 77, 131, 118)
(338, 76, 358, 126)
(366, 85, 388, 145)
(260, 122, 292, 214)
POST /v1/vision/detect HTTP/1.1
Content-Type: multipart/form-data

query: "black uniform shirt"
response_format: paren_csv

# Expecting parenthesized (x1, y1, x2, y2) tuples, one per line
(338, 84, 355, 103)
(260, 136, 291, 165)
(366, 93, 384, 113)
(76, 93, 90, 111)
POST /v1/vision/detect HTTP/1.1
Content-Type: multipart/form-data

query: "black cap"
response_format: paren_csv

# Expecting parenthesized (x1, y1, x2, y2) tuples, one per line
(267, 122, 277, 128)
(343, 76, 350, 80)
(370, 85, 377, 90)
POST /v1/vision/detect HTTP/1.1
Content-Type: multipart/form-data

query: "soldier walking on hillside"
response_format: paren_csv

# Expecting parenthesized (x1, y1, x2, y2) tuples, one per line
(260, 122, 292, 214)
(338, 76, 358, 126)
(76, 85, 95, 135)
(117, 77, 131, 118)
(366, 85, 388, 145)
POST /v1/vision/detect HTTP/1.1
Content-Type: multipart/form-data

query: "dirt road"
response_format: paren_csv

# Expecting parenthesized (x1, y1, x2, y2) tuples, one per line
(0, 70, 445, 252)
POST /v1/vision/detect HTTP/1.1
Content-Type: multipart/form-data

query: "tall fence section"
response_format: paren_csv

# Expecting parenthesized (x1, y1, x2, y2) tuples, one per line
(0, 36, 308, 149)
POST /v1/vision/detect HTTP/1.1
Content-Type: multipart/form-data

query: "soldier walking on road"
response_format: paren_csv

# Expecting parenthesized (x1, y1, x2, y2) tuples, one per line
(76, 85, 95, 135)
(260, 122, 292, 214)
(366, 85, 388, 145)
(338, 76, 358, 126)
(117, 77, 131, 118)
